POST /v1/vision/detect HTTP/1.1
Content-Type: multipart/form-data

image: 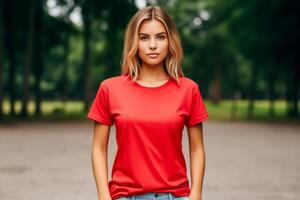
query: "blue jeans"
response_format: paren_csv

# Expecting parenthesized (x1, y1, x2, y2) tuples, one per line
(115, 192, 189, 200)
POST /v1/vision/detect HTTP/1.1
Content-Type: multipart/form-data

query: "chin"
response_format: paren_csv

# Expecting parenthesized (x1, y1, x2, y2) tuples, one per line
(145, 61, 164, 66)
(144, 58, 164, 65)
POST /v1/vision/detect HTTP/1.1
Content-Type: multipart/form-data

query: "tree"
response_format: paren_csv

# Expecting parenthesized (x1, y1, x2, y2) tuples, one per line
(4, 0, 17, 116)
(0, 0, 4, 118)
(20, 0, 37, 118)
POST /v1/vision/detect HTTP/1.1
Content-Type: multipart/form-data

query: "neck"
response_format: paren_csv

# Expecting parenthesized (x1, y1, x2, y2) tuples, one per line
(139, 63, 169, 81)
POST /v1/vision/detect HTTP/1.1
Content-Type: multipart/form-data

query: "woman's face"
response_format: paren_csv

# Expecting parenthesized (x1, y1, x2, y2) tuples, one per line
(137, 19, 169, 68)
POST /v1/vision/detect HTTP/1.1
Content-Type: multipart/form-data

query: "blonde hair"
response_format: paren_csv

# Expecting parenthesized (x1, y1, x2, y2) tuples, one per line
(121, 6, 185, 85)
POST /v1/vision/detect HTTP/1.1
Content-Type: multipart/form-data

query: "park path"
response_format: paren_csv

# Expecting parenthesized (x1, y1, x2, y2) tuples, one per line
(0, 120, 299, 200)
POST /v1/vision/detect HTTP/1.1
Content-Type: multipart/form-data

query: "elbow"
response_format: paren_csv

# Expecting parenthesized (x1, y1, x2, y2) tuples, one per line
(92, 144, 108, 154)
(189, 145, 205, 155)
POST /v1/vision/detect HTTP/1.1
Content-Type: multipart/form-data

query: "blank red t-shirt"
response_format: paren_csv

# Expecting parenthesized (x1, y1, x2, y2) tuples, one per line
(87, 74, 208, 200)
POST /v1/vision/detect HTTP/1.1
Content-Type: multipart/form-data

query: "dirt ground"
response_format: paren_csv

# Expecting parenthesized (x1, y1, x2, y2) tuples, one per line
(0, 120, 299, 200)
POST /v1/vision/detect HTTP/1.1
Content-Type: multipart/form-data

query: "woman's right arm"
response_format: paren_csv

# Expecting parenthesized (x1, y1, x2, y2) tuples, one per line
(91, 122, 112, 200)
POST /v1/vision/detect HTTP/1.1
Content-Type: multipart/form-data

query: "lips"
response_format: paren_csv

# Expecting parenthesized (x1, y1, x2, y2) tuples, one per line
(147, 53, 160, 58)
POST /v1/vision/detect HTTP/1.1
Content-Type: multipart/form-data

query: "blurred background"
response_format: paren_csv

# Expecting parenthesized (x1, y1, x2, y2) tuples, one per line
(0, 0, 299, 200)
(0, 0, 299, 122)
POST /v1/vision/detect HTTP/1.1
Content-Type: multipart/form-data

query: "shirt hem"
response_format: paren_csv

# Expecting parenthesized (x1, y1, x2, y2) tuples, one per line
(86, 113, 113, 126)
(111, 186, 190, 200)
(112, 191, 190, 200)
(186, 113, 209, 126)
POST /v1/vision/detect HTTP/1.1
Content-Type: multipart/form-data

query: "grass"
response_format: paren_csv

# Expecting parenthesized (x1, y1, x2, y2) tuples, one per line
(0, 99, 299, 123)
(205, 100, 296, 122)
(1, 100, 86, 122)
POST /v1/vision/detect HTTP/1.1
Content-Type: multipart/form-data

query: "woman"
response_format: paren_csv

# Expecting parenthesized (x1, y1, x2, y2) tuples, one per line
(87, 6, 208, 200)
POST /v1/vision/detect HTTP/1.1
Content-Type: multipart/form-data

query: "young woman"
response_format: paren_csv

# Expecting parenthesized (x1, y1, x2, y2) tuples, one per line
(87, 6, 208, 200)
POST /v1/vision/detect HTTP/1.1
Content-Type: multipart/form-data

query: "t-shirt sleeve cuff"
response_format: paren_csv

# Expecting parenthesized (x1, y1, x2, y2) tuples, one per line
(86, 112, 113, 126)
(186, 113, 209, 127)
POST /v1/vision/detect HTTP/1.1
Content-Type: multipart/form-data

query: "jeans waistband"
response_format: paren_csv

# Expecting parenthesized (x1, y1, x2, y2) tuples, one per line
(118, 192, 176, 200)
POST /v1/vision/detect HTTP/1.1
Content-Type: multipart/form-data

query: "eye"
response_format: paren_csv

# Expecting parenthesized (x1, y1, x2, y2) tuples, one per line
(139, 36, 149, 41)
(157, 35, 166, 40)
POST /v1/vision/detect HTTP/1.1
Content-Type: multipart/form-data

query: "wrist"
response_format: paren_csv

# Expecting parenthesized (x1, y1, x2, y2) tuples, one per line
(98, 194, 112, 200)
(188, 193, 203, 200)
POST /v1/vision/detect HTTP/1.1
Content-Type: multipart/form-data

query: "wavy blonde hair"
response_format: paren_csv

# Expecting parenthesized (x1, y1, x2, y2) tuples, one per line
(121, 6, 185, 85)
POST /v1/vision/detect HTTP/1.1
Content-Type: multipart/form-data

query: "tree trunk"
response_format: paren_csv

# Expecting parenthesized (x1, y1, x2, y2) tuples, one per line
(268, 68, 276, 117)
(61, 39, 70, 110)
(0, 0, 4, 118)
(247, 65, 258, 118)
(292, 64, 299, 117)
(82, 6, 92, 112)
(33, 0, 43, 116)
(211, 65, 221, 104)
(20, 0, 36, 118)
(230, 67, 239, 120)
(4, 0, 16, 116)
(287, 64, 299, 117)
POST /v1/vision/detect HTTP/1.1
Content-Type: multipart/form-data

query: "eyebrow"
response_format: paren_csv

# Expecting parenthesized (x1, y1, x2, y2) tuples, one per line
(139, 32, 167, 36)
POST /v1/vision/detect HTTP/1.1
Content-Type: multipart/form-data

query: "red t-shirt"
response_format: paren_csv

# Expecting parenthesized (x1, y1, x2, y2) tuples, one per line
(87, 74, 208, 200)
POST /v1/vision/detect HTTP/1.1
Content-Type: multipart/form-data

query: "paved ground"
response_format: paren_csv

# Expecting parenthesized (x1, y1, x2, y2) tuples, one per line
(0, 120, 299, 200)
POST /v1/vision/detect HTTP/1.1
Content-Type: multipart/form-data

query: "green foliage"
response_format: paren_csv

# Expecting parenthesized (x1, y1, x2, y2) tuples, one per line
(2, 99, 298, 122)
(0, 0, 299, 120)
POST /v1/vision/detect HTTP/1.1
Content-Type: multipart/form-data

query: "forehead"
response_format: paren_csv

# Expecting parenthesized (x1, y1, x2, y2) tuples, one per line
(139, 19, 167, 34)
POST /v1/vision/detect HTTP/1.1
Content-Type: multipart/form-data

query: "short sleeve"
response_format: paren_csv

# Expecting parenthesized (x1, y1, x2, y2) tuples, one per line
(86, 82, 114, 126)
(185, 84, 209, 126)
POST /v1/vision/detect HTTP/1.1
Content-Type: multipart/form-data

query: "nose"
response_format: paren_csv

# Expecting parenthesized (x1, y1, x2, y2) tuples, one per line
(149, 37, 157, 50)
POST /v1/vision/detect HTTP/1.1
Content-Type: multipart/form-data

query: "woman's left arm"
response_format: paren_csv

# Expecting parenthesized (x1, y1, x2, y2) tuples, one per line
(187, 122, 206, 200)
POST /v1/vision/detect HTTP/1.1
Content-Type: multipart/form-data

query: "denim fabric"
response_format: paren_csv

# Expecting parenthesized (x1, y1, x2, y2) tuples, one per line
(115, 192, 189, 200)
